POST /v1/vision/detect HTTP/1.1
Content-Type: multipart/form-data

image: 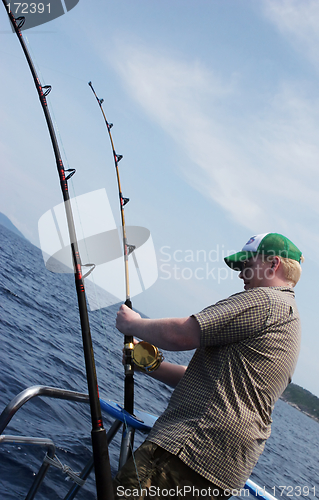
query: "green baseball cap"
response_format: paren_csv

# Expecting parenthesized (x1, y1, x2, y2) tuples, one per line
(224, 233, 303, 271)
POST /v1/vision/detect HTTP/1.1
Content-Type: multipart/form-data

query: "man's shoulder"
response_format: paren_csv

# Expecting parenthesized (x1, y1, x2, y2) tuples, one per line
(230, 286, 295, 300)
(257, 286, 296, 301)
(223, 287, 296, 310)
(196, 287, 295, 317)
(205, 287, 270, 312)
(227, 287, 269, 302)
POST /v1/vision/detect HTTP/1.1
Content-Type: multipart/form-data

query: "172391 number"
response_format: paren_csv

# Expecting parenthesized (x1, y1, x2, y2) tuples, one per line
(272, 486, 315, 497)
(6, 3, 50, 14)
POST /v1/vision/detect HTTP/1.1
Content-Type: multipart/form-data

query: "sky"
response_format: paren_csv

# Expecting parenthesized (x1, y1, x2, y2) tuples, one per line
(1, 0, 319, 397)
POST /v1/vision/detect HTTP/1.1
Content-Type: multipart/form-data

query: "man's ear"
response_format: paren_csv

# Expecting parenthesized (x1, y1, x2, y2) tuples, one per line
(271, 256, 281, 271)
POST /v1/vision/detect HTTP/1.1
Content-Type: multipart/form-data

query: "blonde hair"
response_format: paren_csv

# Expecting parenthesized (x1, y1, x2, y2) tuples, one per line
(279, 256, 304, 286)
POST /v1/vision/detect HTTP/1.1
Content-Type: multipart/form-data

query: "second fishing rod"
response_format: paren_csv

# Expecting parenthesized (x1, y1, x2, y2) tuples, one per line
(89, 81, 135, 464)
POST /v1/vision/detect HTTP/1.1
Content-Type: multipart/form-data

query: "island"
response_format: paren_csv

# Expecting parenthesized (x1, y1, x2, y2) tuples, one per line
(281, 382, 319, 423)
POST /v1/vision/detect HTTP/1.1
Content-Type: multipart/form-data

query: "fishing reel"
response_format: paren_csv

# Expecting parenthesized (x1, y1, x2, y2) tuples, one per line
(124, 341, 164, 372)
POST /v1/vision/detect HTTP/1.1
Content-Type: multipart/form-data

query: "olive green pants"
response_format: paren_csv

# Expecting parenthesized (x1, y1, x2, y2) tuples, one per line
(113, 441, 231, 500)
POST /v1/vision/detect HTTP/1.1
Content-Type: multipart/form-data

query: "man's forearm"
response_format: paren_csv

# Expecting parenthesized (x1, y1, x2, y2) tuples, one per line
(131, 317, 200, 350)
(147, 362, 187, 388)
(116, 306, 201, 351)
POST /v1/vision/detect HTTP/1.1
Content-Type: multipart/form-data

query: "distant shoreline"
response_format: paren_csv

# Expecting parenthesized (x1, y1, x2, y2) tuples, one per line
(280, 382, 319, 423)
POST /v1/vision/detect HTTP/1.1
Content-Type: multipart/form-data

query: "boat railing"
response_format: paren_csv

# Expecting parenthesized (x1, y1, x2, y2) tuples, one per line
(0, 385, 124, 499)
(0, 434, 55, 500)
(0, 385, 90, 435)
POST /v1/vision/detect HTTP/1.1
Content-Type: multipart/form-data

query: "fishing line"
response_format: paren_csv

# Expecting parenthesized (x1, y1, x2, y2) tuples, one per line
(23, 34, 103, 322)
(23, 35, 75, 182)
(21, 34, 111, 346)
(121, 411, 143, 491)
(35, 47, 114, 356)
(40, 73, 112, 356)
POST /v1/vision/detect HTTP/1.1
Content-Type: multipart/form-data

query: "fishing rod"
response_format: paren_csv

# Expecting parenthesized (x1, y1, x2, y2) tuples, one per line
(2, 4, 114, 499)
(88, 82, 135, 463)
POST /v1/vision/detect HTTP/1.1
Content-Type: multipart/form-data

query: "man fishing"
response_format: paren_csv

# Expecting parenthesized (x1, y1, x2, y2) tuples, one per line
(115, 233, 303, 499)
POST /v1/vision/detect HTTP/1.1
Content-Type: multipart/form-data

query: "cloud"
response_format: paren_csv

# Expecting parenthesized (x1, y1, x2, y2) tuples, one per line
(104, 42, 319, 240)
(105, 44, 269, 226)
(262, 0, 319, 67)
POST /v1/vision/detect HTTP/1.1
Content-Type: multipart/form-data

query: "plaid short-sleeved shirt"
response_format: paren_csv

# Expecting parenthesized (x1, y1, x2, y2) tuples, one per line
(148, 287, 301, 490)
